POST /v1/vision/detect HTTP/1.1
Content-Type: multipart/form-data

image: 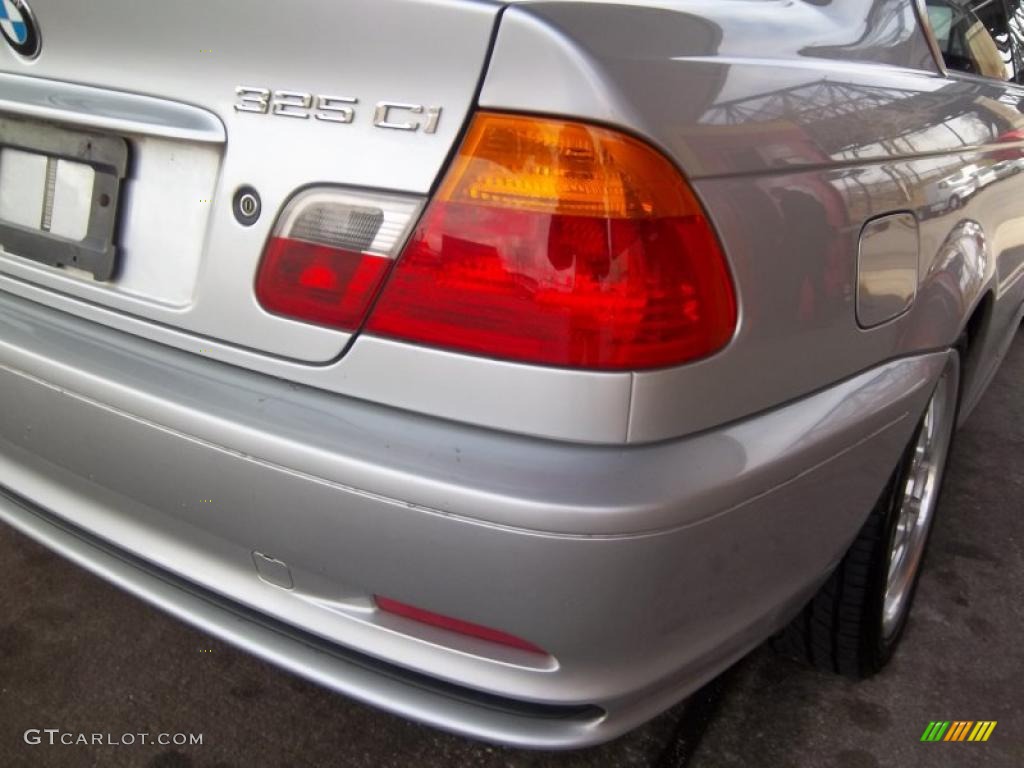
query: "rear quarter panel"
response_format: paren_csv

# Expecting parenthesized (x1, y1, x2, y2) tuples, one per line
(485, 0, 1024, 441)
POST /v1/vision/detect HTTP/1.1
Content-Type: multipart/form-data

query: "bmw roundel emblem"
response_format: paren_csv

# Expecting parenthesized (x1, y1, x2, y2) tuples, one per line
(0, 0, 40, 59)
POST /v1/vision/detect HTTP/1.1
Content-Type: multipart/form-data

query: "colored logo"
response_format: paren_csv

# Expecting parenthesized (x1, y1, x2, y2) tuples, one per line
(0, 0, 40, 59)
(921, 721, 997, 742)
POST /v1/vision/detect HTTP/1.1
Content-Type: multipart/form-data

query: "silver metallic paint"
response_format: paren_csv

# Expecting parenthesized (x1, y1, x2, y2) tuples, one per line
(1, 0, 1023, 749)
(857, 212, 920, 328)
(6, 0, 1019, 444)
(0, 493, 609, 749)
(479, 0, 1024, 442)
(0, 270, 634, 443)
(0, 290, 946, 745)
(0, 72, 225, 142)
(0, 0, 499, 363)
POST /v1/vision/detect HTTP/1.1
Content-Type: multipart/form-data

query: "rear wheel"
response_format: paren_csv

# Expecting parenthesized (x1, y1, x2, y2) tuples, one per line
(774, 351, 961, 677)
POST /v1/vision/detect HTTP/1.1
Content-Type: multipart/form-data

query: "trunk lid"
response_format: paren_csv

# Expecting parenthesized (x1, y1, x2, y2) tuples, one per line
(0, 0, 499, 362)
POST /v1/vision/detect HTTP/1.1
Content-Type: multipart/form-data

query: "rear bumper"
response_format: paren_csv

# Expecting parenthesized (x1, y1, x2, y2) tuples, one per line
(0, 291, 946, 748)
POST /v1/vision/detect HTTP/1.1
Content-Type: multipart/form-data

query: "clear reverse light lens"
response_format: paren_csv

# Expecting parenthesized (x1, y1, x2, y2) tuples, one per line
(255, 188, 423, 331)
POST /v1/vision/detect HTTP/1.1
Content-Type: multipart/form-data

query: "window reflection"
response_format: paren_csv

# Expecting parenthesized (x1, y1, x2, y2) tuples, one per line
(926, 0, 1020, 81)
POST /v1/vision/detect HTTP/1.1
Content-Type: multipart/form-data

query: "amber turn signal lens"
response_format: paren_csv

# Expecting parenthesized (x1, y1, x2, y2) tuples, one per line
(436, 112, 701, 219)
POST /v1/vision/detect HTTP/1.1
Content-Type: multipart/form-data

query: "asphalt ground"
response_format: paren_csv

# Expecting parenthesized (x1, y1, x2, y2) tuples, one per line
(1, 330, 1020, 768)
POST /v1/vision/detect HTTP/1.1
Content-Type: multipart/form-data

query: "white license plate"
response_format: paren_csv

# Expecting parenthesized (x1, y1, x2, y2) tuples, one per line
(0, 147, 96, 241)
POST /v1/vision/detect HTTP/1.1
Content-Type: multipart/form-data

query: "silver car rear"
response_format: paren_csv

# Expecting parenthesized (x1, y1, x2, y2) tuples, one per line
(2, 0, 1023, 749)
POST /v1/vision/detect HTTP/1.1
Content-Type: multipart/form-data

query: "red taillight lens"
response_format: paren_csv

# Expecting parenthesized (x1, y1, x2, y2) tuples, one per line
(375, 595, 547, 655)
(256, 238, 391, 329)
(254, 189, 423, 331)
(366, 112, 736, 370)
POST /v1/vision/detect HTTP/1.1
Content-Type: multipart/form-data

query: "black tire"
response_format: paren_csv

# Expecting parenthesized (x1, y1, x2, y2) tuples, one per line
(773, 351, 961, 678)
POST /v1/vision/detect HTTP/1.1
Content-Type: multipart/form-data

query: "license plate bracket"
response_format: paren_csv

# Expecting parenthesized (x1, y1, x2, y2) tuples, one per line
(0, 117, 127, 281)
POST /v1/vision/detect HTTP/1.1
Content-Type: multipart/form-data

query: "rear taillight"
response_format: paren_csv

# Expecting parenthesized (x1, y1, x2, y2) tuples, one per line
(255, 189, 422, 330)
(366, 112, 737, 370)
